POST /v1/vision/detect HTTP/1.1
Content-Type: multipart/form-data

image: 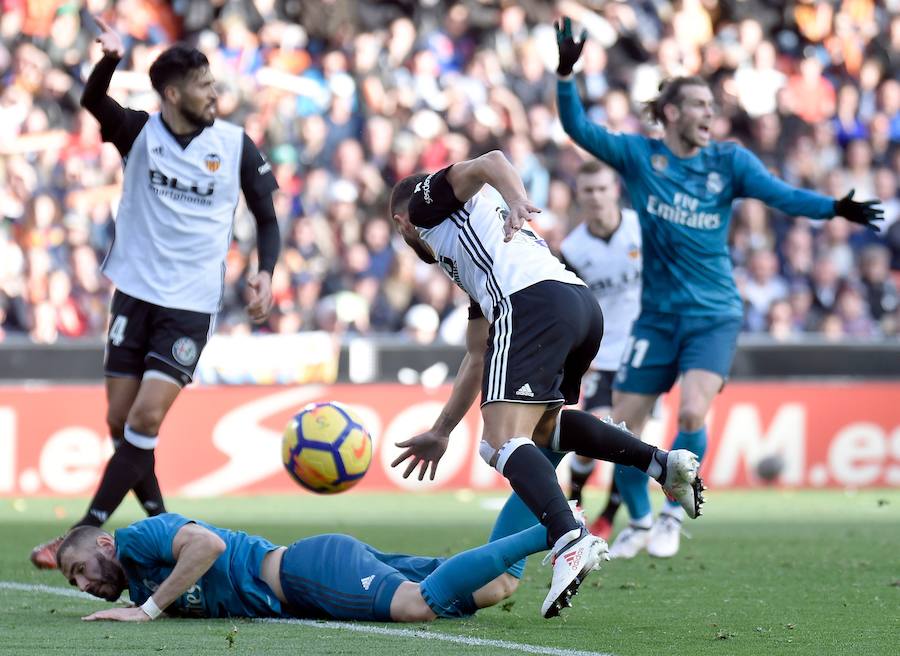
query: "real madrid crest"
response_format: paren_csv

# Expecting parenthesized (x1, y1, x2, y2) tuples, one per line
(706, 171, 723, 194)
(205, 153, 221, 173)
(651, 154, 668, 172)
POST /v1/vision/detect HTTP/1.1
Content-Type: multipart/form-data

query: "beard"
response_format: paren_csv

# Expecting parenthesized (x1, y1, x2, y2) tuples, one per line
(180, 104, 215, 129)
(91, 556, 128, 602)
(406, 236, 437, 264)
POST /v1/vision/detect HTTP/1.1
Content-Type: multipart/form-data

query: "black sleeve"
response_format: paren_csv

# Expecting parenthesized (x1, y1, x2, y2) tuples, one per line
(80, 55, 149, 158)
(408, 166, 466, 228)
(467, 297, 484, 320)
(239, 133, 279, 201)
(245, 193, 281, 275)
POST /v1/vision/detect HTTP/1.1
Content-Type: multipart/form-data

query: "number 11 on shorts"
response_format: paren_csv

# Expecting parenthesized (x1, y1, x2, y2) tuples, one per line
(622, 337, 649, 368)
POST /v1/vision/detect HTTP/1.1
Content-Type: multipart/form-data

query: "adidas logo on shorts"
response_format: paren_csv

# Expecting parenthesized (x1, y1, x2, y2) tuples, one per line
(515, 383, 534, 398)
(360, 575, 375, 590)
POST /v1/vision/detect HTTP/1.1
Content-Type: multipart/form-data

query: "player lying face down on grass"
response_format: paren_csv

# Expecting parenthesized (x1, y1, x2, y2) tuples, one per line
(56, 512, 560, 622)
(387, 151, 705, 618)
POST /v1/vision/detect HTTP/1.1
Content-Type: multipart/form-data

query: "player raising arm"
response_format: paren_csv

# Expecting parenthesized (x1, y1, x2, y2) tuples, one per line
(554, 17, 882, 559)
(31, 17, 280, 569)
(388, 151, 705, 617)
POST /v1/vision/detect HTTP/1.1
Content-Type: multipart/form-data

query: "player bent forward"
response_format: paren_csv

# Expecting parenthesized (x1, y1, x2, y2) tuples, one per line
(60, 513, 570, 622)
(388, 151, 704, 617)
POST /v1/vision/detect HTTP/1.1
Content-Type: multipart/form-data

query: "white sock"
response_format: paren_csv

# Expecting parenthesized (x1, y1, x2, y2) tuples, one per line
(552, 527, 582, 554)
(662, 505, 685, 521)
(631, 514, 653, 529)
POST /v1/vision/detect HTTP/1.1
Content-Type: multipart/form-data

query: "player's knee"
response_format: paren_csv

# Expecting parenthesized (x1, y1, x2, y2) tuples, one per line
(126, 405, 166, 435)
(474, 573, 519, 608)
(390, 585, 438, 622)
(494, 573, 519, 600)
(106, 413, 126, 440)
(678, 407, 706, 432)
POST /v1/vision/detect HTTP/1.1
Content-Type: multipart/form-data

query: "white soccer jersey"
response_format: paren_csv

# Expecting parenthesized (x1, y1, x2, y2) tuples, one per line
(416, 193, 584, 322)
(560, 209, 642, 370)
(102, 113, 244, 313)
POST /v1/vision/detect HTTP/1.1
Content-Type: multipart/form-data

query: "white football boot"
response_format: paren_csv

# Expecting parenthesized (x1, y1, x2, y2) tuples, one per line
(541, 528, 609, 618)
(646, 512, 684, 558)
(608, 524, 651, 560)
(659, 449, 706, 519)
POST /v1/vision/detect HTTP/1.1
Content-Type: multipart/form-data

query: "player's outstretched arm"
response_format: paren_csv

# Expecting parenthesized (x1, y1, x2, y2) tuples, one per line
(554, 17, 632, 173)
(446, 151, 541, 241)
(392, 316, 489, 480)
(733, 146, 883, 228)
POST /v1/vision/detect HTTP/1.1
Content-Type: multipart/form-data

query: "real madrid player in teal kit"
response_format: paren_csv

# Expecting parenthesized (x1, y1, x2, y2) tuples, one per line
(554, 18, 883, 559)
(58, 513, 557, 623)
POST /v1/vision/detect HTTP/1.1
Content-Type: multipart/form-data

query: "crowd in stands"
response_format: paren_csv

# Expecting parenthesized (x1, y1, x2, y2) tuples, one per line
(1, 0, 899, 346)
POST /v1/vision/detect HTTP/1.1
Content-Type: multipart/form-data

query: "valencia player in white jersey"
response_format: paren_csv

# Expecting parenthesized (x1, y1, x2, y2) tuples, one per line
(388, 151, 705, 618)
(30, 17, 280, 569)
(559, 161, 641, 539)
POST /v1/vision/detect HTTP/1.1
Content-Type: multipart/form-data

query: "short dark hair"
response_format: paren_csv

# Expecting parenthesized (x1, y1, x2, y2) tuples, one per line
(389, 173, 428, 217)
(577, 159, 613, 177)
(56, 525, 108, 569)
(148, 45, 210, 96)
(644, 76, 710, 125)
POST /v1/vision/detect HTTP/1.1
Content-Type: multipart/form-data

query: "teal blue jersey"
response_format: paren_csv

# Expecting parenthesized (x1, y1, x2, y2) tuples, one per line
(558, 79, 835, 317)
(115, 513, 284, 618)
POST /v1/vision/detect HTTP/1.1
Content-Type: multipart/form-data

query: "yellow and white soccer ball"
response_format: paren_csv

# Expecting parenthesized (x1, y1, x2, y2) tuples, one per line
(281, 402, 373, 494)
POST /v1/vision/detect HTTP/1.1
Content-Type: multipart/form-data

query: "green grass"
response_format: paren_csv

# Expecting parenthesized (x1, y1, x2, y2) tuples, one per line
(1, 489, 898, 656)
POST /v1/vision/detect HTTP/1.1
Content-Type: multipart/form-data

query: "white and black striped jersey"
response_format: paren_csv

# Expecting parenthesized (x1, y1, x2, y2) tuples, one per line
(102, 114, 245, 313)
(560, 209, 642, 370)
(408, 166, 584, 323)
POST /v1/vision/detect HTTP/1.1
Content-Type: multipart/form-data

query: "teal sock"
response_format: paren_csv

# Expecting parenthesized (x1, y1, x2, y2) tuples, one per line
(664, 426, 707, 511)
(614, 463, 652, 521)
(671, 426, 707, 461)
(420, 525, 548, 618)
(488, 447, 565, 578)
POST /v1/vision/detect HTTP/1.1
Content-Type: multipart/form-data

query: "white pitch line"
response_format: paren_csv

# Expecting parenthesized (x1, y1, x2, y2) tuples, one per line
(255, 617, 613, 656)
(1, 581, 614, 656)
(0, 581, 99, 600)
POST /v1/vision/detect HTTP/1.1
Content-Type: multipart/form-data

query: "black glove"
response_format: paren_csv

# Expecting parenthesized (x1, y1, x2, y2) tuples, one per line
(555, 16, 587, 77)
(833, 189, 884, 231)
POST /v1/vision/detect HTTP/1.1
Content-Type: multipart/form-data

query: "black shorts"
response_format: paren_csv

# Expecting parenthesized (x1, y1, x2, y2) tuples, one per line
(582, 369, 616, 412)
(481, 281, 603, 407)
(104, 290, 213, 386)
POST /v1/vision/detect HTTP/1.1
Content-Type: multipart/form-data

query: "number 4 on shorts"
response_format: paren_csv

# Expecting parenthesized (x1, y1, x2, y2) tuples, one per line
(109, 315, 127, 346)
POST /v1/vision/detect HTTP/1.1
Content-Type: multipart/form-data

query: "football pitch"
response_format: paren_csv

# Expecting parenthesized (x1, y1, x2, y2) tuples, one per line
(0, 489, 897, 656)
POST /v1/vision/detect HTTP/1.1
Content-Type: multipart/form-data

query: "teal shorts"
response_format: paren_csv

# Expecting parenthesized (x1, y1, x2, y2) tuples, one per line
(613, 311, 741, 396)
(280, 534, 447, 621)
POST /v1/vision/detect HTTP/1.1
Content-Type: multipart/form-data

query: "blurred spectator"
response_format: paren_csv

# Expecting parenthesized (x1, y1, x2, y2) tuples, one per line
(742, 248, 789, 332)
(834, 282, 879, 338)
(402, 303, 440, 345)
(858, 245, 899, 324)
(0, 0, 896, 346)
